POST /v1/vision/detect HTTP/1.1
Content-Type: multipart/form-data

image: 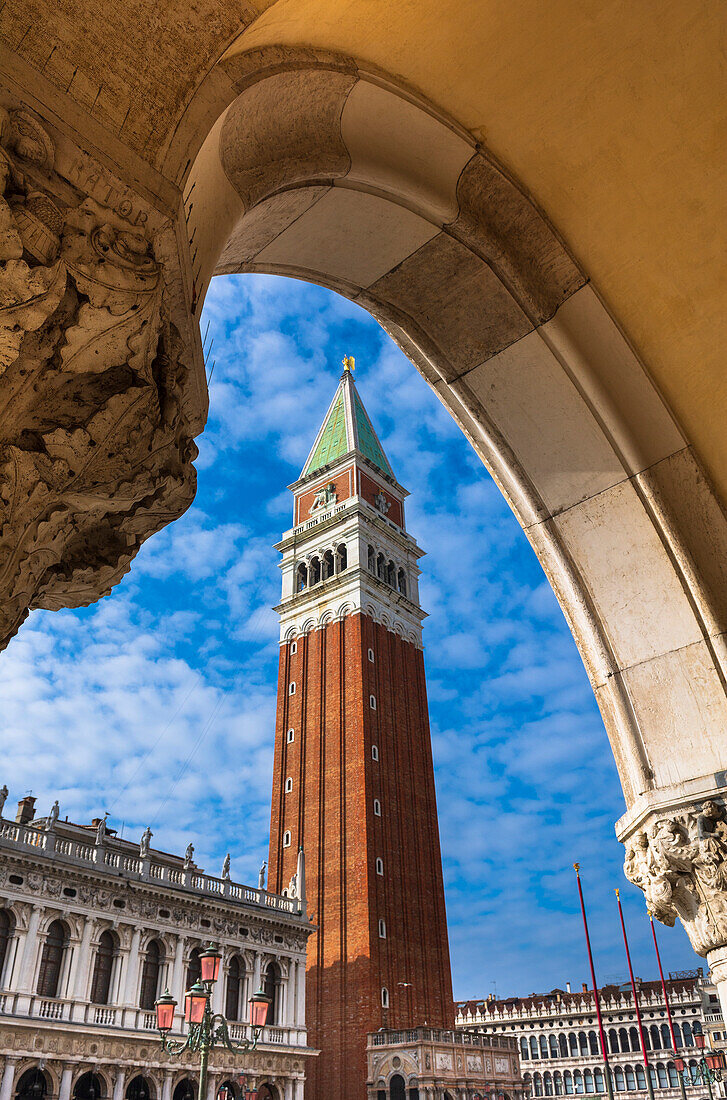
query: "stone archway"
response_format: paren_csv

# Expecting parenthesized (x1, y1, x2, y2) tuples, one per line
(1, 35, 726, 1008)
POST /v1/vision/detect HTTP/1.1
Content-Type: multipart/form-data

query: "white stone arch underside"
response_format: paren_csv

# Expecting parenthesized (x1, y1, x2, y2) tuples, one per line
(176, 46, 727, 991)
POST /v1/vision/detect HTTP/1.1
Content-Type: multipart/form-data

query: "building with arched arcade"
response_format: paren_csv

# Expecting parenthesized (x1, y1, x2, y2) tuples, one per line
(455, 975, 725, 1100)
(0, 793, 316, 1100)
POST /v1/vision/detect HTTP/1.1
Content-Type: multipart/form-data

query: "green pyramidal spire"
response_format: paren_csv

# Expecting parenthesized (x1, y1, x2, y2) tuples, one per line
(301, 362, 393, 479)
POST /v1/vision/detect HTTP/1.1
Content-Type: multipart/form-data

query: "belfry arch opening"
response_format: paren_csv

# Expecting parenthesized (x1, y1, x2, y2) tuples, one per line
(181, 44, 727, 863)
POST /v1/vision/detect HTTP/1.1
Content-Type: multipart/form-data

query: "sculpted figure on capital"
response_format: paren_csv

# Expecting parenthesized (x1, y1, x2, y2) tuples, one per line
(623, 796, 727, 957)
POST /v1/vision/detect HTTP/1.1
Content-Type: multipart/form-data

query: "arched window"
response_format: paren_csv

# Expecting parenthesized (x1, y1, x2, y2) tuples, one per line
(618, 1028, 629, 1054)
(625, 1066, 635, 1090)
(172, 1082, 195, 1100)
(285, 777, 293, 793)
(554, 1073, 564, 1096)
(569, 1033, 578, 1056)
(287, 728, 295, 743)
(594, 1069, 604, 1094)
(657, 1065, 668, 1088)
(387, 560, 396, 586)
(661, 1023, 671, 1049)
(139, 939, 161, 1010)
(681, 1022, 692, 1047)
(629, 1026, 639, 1053)
(549, 1035, 558, 1058)
(0, 909, 12, 985)
(390, 1077, 406, 1100)
(673, 1023, 683, 1047)
(373, 798, 381, 816)
(371, 744, 379, 761)
(15, 1070, 48, 1100)
(186, 945, 201, 991)
(559, 1035, 568, 1057)
(573, 1071, 583, 1095)
(90, 929, 115, 1004)
(381, 986, 389, 1008)
(650, 1024, 661, 1051)
(226, 955, 242, 1020)
(378, 919, 386, 938)
(377, 552, 385, 580)
(608, 1029, 619, 1054)
(368, 546, 375, 572)
(544, 1074, 553, 1096)
(534, 1075, 543, 1097)
(309, 557, 320, 585)
(588, 1031, 599, 1055)
(584, 1070, 594, 1094)
(521, 1039, 529, 1061)
(564, 1071, 573, 1095)
(295, 563, 307, 592)
(283, 830, 291, 847)
(126, 1079, 152, 1100)
(37, 919, 68, 998)
(73, 1074, 105, 1100)
(370, 694, 376, 710)
(397, 568, 407, 595)
(540, 1036, 549, 1058)
(264, 961, 280, 1025)
(337, 543, 347, 572)
(648, 1067, 657, 1089)
(635, 1067, 646, 1090)
(613, 1068, 624, 1092)
(376, 858, 384, 875)
(667, 1063, 678, 1087)
(530, 1037, 538, 1059)
(323, 550, 334, 579)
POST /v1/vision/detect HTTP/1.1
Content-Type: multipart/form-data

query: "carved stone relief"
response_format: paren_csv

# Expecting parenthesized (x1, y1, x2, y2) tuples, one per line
(623, 797, 727, 956)
(0, 96, 204, 651)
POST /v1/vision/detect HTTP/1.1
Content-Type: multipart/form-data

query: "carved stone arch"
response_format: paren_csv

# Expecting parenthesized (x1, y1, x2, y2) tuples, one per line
(71, 1067, 110, 1098)
(4, 901, 24, 932)
(393, 621, 405, 636)
(37, 910, 72, 938)
(335, 602, 353, 620)
(284, 626, 298, 642)
(15, 1061, 57, 1096)
(318, 610, 333, 629)
(300, 618, 316, 635)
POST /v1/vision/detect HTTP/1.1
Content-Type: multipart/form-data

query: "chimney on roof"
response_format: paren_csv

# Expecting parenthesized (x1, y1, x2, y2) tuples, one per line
(582, 983, 588, 993)
(566, 982, 571, 993)
(16, 796, 36, 824)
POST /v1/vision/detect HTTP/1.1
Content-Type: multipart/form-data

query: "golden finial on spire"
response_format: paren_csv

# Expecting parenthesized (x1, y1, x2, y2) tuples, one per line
(342, 355, 355, 373)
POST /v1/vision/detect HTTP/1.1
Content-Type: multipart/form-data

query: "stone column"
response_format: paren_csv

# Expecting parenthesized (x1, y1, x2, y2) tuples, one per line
(0, 1057, 18, 1100)
(17, 905, 42, 992)
(70, 917, 97, 1015)
(294, 961, 306, 1027)
(161, 1073, 173, 1100)
(205, 1073, 218, 1100)
(210, 947, 225, 1015)
(619, 793, 727, 1019)
(58, 1065, 74, 1100)
(123, 929, 142, 1005)
(111, 1069, 126, 1100)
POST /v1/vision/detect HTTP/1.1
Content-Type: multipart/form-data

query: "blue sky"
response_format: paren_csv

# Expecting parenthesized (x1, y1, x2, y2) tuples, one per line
(0, 273, 700, 999)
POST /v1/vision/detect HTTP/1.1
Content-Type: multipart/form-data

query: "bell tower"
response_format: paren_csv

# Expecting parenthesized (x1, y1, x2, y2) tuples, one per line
(268, 360, 453, 1099)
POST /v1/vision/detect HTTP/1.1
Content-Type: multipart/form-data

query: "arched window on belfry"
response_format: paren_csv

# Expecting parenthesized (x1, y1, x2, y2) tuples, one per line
(295, 563, 307, 592)
(337, 543, 348, 571)
(323, 549, 334, 579)
(387, 560, 396, 586)
(309, 556, 320, 585)
(376, 552, 385, 579)
(397, 568, 407, 595)
(368, 545, 375, 572)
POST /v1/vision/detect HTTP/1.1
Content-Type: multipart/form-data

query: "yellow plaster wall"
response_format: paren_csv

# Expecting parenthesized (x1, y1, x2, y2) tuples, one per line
(230, 0, 727, 502)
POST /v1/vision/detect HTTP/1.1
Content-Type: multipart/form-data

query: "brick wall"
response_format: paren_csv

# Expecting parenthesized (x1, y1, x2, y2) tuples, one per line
(269, 612, 453, 1100)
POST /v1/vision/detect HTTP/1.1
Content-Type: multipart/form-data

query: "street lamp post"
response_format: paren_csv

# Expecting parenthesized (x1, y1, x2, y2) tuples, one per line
(155, 944, 272, 1100)
(673, 1022, 726, 1100)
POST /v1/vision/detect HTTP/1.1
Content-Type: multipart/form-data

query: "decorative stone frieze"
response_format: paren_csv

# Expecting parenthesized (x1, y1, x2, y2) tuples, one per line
(0, 94, 204, 651)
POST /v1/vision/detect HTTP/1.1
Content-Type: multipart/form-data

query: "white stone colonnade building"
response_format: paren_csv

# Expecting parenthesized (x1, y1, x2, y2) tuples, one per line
(0, 797, 315, 1100)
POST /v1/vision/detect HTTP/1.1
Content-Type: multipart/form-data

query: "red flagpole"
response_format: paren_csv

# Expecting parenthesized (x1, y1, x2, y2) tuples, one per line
(573, 864, 614, 1100)
(649, 910, 688, 1100)
(615, 889, 655, 1100)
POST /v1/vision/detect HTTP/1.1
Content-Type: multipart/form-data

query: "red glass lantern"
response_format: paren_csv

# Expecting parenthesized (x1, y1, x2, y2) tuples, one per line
(184, 980, 208, 1024)
(715, 1051, 726, 1069)
(249, 988, 272, 1028)
(705, 1054, 717, 1070)
(155, 989, 177, 1033)
(696, 1034, 706, 1050)
(675, 1058, 685, 1073)
(199, 943, 222, 984)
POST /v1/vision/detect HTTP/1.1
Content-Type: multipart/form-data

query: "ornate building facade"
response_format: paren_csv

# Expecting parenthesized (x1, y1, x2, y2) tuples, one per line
(455, 974, 725, 1100)
(366, 1027, 524, 1100)
(0, 793, 315, 1100)
(267, 365, 453, 1098)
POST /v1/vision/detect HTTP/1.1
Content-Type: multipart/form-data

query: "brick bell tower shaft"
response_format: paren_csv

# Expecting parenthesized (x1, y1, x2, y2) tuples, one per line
(268, 361, 454, 1099)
